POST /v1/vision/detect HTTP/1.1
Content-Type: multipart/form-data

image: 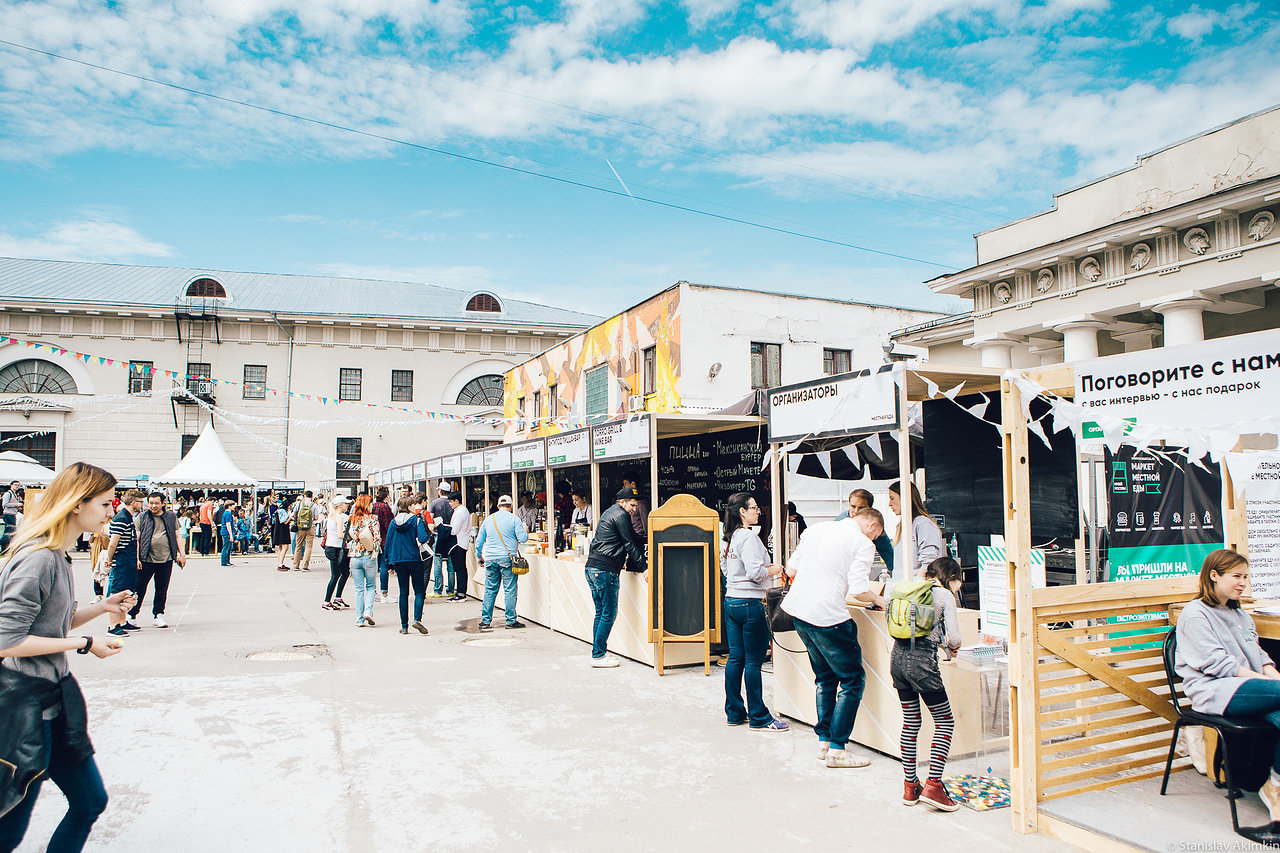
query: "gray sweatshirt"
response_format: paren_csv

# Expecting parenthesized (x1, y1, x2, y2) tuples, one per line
(1175, 598, 1275, 715)
(0, 548, 75, 683)
(723, 528, 769, 600)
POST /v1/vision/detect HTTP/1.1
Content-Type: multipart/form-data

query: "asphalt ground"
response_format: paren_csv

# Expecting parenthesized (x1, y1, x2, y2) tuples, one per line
(14, 551, 1075, 852)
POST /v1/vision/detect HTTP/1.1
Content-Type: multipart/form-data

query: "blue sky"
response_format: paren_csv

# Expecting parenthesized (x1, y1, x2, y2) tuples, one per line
(1, 0, 1277, 318)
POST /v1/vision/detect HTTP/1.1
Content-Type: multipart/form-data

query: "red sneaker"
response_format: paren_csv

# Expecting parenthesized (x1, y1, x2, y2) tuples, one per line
(921, 779, 958, 812)
(902, 781, 923, 806)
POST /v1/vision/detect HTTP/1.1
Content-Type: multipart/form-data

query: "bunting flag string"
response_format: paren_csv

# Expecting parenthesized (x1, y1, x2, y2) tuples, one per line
(0, 333, 587, 427)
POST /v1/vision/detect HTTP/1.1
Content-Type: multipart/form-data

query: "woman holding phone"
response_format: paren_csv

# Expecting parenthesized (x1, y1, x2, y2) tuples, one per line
(0, 462, 136, 852)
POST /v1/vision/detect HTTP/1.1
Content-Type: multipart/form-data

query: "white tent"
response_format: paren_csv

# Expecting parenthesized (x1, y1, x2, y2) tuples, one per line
(0, 451, 57, 486)
(152, 424, 257, 489)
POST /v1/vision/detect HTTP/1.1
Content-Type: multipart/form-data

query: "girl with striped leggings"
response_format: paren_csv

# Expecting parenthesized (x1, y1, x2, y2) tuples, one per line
(891, 556, 964, 812)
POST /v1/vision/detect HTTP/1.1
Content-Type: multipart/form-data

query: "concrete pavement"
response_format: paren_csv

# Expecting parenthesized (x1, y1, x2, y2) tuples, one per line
(16, 552, 1075, 852)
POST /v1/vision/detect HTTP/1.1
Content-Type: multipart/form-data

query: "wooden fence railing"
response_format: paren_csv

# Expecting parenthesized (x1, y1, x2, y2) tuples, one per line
(1020, 576, 1196, 808)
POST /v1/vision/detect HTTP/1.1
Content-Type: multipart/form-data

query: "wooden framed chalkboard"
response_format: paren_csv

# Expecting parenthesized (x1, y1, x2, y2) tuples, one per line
(648, 494, 721, 675)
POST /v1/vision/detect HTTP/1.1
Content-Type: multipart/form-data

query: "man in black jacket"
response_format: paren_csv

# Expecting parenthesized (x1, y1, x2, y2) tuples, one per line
(583, 487, 647, 667)
(132, 492, 186, 628)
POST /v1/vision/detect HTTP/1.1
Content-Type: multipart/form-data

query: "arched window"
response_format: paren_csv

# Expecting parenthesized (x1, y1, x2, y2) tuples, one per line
(456, 374, 504, 406)
(0, 359, 78, 394)
(465, 293, 501, 313)
(185, 277, 227, 298)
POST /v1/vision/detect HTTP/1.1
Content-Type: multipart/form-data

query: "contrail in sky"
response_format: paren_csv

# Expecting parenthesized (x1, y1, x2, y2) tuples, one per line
(606, 159, 638, 205)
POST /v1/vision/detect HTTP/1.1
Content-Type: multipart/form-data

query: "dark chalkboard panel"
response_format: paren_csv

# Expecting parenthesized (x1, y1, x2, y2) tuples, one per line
(657, 426, 768, 518)
(923, 394, 1078, 543)
(651, 522, 718, 638)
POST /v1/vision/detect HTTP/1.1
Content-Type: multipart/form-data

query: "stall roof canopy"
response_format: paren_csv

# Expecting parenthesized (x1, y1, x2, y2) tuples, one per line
(0, 451, 57, 486)
(152, 424, 256, 488)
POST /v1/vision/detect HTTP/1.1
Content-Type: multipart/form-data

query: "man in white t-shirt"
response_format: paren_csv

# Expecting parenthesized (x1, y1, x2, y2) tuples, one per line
(781, 508, 888, 769)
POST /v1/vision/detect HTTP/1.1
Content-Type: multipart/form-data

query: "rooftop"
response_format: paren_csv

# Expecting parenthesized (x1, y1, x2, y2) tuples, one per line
(0, 257, 601, 329)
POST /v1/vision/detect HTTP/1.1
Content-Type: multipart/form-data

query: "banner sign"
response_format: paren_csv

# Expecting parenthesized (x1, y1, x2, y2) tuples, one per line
(441, 455, 461, 478)
(460, 452, 484, 475)
(547, 429, 590, 467)
(1226, 452, 1280, 598)
(483, 445, 512, 474)
(592, 416, 650, 461)
(412, 463, 425, 480)
(1104, 446, 1223, 583)
(976, 545, 1045, 640)
(766, 364, 899, 444)
(1076, 328, 1280, 435)
(511, 439, 546, 470)
(426, 458, 442, 479)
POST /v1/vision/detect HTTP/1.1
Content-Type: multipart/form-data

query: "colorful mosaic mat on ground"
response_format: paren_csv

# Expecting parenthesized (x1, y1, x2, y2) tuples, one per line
(943, 774, 1011, 810)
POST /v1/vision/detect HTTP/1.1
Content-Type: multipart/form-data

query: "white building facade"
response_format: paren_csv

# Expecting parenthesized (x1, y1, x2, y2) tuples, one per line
(0, 258, 596, 493)
(891, 106, 1280, 367)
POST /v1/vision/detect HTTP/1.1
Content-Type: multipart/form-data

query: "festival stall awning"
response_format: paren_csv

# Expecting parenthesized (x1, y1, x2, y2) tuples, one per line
(151, 424, 257, 489)
(0, 451, 57, 486)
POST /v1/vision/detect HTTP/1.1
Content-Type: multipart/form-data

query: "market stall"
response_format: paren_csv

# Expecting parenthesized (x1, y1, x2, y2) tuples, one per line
(765, 363, 1010, 758)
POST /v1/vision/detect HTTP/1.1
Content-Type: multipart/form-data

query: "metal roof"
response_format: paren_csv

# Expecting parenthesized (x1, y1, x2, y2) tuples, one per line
(0, 257, 600, 328)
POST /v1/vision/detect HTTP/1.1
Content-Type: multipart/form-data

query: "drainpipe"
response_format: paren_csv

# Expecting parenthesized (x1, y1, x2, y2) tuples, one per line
(269, 313, 294, 479)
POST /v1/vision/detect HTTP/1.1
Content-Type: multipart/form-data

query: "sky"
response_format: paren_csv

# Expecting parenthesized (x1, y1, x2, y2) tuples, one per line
(1, 0, 1278, 319)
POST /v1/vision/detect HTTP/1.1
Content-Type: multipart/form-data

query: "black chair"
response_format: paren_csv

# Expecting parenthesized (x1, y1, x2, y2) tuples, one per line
(1161, 629, 1276, 833)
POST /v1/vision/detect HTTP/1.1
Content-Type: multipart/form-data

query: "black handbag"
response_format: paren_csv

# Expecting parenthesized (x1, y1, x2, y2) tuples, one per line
(765, 584, 794, 633)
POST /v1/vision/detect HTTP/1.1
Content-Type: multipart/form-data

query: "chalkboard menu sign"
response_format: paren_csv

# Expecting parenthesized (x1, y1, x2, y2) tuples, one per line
(657, 426, 768, 515)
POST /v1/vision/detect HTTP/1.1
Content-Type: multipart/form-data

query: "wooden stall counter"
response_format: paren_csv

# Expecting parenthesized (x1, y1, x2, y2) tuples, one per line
(478, 551, 705, 668)
(773, 604, 987, 759)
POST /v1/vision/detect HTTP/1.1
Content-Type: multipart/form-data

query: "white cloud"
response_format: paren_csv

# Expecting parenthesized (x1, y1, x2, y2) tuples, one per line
(1166, 8, 1221, 40)
(0, 218, 174, 261)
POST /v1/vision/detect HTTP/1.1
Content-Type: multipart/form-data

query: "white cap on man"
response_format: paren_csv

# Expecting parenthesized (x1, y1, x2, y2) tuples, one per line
(439, 481, 453, 494)
(497, 494, 513, 507)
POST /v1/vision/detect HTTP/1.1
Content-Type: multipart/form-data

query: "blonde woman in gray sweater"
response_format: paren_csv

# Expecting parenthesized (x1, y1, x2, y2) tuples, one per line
(1175, 549, 1280, 837)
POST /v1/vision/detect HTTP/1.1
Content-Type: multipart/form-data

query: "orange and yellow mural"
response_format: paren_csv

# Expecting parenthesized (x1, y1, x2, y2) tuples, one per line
(504, 285, 682, 441)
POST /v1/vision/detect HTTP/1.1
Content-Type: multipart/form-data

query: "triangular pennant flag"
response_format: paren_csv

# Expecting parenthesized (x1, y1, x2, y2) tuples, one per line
(863, 432, 882, 460)
(816, 450, 832, 477)
(964, 396, 990, 420)
(923, 377, 940, 399)
(1027, 417, 1051, 449)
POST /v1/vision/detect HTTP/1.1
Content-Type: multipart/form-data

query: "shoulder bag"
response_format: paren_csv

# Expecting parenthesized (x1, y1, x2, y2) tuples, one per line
(492, 519, 530, 575)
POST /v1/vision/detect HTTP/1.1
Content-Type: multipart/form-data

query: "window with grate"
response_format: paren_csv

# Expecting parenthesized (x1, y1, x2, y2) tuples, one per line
(339, 368, 362, 401)
(336, 438, 362, 484)
(391, 369, 413, 402)
(750, 342, 781, 389)
(128, 361, 153, 395)
(465, 293, 501, 312)
(186, 362, 212, 396)
(180, 434, 198, 459)
(0, 359, 78, 395)
(1, 432, 55, 468)
(185, 277, 226, 298)
(243, 364, 267, 399)
(456, 374, 503, 406)
(822, 348, 851, 376)
(642, 347, 656, 395)
(585, 364, 609, 423)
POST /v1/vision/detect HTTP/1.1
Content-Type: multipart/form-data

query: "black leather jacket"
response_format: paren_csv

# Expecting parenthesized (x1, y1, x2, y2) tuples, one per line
(585, 503, 647, 573)
(0, 669, 93, 819)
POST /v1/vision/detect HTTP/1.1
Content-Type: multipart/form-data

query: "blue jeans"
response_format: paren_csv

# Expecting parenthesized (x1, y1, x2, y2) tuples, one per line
(480, 560, 518, 627)
(378, 550, 390, 595)
(432, 551, 454, 594)
(793, 617, 866, 749)
(724, 596, 772, 726)
(1224, 678, 1280, 772)
(220, 531, 232, 565)
(0, 718, 108, 853)
(585, 567, 620, 658)
(349, 553, 377, 620)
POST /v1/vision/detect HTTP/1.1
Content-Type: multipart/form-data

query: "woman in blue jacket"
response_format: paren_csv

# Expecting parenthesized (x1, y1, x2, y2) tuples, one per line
(383, 496, 430, 635)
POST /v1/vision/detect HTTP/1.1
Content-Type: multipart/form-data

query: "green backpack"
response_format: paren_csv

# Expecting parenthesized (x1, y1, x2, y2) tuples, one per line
(887, 579, 936, 640)
(296, 501, 313, 531)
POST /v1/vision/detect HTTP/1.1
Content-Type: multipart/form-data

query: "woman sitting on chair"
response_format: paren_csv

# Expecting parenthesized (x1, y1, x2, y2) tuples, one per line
(1176, 548, 1280, 831)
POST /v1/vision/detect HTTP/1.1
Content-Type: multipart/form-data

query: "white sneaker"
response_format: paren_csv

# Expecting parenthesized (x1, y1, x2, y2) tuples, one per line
(125, 618, 140, 629)
(816, 745, 829, 761)
(152, 614, 168, 628)
(590, 655, 620, 668)
(825, 748, 870, 768)
(1262, 775, 1280, 822)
